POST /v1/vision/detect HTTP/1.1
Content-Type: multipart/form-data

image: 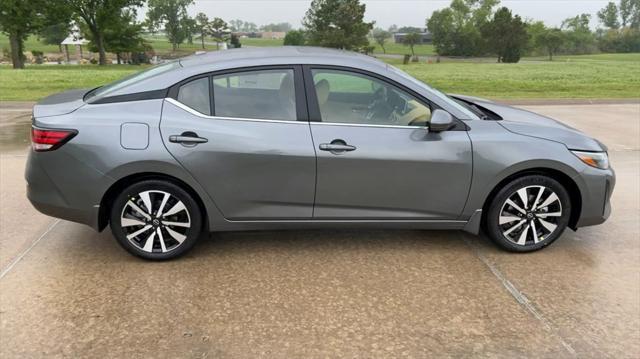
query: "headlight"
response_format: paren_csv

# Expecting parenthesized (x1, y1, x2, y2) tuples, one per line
(571, 150, 609, 169)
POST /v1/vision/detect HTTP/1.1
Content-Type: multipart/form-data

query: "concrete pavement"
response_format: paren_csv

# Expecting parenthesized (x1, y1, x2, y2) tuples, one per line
(0, 103, 638, 357)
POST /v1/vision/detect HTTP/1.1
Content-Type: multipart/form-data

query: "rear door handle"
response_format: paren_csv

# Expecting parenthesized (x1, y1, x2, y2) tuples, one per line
(169, 131, 208, 145)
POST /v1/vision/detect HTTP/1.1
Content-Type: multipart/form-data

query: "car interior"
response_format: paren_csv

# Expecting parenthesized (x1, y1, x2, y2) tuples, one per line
(176, 68, 432, 126)
(312, 70, 432, 127)
(212, 70, 297, 121)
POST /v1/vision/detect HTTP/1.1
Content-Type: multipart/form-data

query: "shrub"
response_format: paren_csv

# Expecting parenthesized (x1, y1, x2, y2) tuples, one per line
(284, 30, 306, 46)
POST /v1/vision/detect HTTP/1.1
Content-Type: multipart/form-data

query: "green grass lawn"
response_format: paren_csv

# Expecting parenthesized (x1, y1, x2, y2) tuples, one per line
(372, 41, 435, 56)
(524, 52, 640, 62)
(0, 65, 144, 101)
(1, 52, 638, 101)
(385, 56, 640, 99)
(0, 34, 61, 54)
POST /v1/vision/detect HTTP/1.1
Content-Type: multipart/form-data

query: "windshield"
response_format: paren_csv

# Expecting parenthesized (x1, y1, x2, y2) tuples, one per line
(85, 61, 181, 100)
(386, 64, 480, 120)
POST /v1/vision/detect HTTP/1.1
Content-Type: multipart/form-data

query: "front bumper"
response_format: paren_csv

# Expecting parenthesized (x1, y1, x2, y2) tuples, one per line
(574, 165, 615, 228)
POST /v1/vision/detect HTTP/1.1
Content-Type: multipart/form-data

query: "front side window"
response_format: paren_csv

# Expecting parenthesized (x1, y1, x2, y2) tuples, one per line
(213, 69, 297, 121)
(311, 69, 432, 127)
(177, 77, 210, 115)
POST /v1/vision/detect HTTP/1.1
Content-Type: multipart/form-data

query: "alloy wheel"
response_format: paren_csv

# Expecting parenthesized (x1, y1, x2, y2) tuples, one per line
(120, 190, 191, 253)
(498, 185, 563, 246)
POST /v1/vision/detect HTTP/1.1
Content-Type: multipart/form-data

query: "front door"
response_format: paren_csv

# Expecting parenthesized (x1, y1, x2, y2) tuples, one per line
(161, 67, 316, 220)
(305, 68, 472, 219)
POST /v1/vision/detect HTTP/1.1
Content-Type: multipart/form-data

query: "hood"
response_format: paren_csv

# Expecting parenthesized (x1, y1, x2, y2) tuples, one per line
(458, 98, 606, 152)
(33, 88, 90, 118)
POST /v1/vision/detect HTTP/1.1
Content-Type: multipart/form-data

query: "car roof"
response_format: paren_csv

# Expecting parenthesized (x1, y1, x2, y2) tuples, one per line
(89, 46, 478, 121)
(103, 46, 391, 96)
(178, 46, 387, 70)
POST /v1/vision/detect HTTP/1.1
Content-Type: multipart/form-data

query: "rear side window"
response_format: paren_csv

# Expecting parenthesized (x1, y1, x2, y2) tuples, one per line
(212, 69, 296, 121)
(177, 77, 210, 115)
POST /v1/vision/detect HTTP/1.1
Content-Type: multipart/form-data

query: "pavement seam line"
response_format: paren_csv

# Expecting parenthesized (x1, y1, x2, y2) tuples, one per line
(463, 236, 577, 357)
(0, 219, 60, 280)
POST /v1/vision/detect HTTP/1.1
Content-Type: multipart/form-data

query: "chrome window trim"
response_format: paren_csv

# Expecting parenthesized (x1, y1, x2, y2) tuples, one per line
(311, 121, 425, 130)
(165, 98, 306, 125)
(167, 98, 425, 129)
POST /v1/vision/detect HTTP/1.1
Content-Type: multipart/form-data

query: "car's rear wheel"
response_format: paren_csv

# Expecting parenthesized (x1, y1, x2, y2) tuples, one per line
(109, 180, 202, 260)
(486, 175, 571, 252)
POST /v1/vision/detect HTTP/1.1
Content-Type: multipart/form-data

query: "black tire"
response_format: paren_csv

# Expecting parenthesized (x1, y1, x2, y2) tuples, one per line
(486, 175, 571, 252)
(109, 179, 203, 260)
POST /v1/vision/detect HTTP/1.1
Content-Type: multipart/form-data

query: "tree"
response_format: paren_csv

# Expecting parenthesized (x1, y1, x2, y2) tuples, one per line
(207, 17, 230, 50)
(69, 0, 141, 65)
(427, 8, 456, 55)
(83, 9, 146, 64)
(303, 0, 374, 51)
(537, 28, 565, 60)
(229, 19, 243, 32)
(146, 0, 193, 52)
(397, 26, 423, 33)
(181, 16, 197, 44)
(599, 26, 640, 52)
(403, 32, 421, 57)
(597, 1, 640, 52)
(143, 18, 158, 36)
(195, 13, 209, 49)
(39, 22, 72, 53)
(372, 28, 391, 53)
(283, 30, 306, 45)
(562, 14, 597, 54)
(481, 7, 529, 62)
(426, 0, 499, 56)
(619, 0, 640, 28)
(598, 2, 620, 29)
(388, 24, 398, 33)
(0, 0, 72, 68)
(244, 22, 259, 32)
(525, 20, 548, 55)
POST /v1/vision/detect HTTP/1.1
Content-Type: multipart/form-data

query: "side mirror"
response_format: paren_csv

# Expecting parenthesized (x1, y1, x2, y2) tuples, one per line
(428, 109, 454, 132)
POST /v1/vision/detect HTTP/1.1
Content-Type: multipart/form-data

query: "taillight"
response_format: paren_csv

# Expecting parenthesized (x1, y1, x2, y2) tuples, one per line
(31, 127, 77, 152)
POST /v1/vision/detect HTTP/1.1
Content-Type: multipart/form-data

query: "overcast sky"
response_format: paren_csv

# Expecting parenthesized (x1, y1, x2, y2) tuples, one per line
(169, 0, 611, 29)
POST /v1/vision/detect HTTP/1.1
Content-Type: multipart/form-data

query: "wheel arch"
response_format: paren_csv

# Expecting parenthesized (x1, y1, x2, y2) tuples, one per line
(98, 172, 209, 233)
(481, 167, 582, 230)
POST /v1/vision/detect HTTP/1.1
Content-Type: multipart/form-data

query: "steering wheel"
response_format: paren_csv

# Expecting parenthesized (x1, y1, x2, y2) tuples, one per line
(364, 86, 389, 122)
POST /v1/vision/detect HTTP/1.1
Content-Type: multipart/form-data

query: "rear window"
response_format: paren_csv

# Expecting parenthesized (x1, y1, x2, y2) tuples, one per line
(85, 61, 181, 101)
(212, 69, 296, 121)
(177, 77, 210, 115)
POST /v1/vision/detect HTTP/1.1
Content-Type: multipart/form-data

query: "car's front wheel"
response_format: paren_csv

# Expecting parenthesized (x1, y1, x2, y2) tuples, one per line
(109, 180, 203, 260)
(486, 175, 571, 252)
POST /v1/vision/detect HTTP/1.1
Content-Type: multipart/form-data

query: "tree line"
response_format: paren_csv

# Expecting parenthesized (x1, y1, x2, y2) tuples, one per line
(1, 0, 639, 69)
(425, 0, 640, 62)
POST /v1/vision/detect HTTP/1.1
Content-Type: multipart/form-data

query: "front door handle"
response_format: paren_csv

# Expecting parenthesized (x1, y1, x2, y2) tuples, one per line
(169, 131, 208, 145)
(319, 139, 356, 154)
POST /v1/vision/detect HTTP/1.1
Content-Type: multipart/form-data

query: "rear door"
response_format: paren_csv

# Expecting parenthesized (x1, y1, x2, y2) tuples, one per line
(304, 67, 473, 219)
(160, 66, 317, 220)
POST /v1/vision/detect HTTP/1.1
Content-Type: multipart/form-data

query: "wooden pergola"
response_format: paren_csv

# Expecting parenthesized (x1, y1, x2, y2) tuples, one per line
(61, 34, 89, 64)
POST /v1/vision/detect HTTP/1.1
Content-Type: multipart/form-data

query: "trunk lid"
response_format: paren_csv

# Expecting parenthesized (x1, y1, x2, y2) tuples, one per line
(32, 88, 91, 118)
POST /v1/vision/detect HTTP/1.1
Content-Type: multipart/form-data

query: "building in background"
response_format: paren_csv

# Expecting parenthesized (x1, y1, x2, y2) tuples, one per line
(260, 31, 286, 39)
(394, 32, 432, 44)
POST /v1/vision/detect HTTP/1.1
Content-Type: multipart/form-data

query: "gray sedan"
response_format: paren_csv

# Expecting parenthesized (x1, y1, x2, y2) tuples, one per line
(25, 47, 615, 260)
